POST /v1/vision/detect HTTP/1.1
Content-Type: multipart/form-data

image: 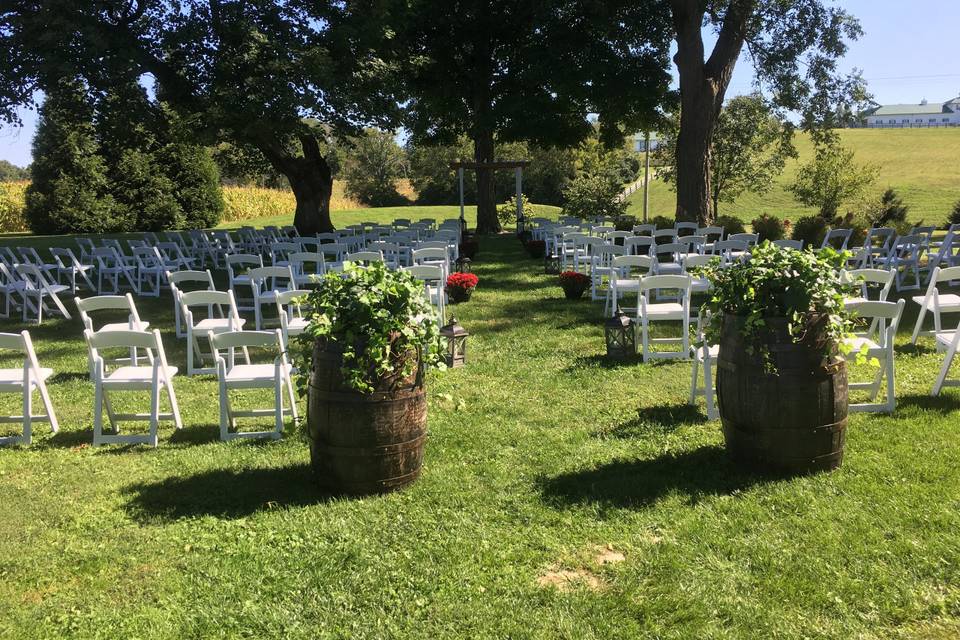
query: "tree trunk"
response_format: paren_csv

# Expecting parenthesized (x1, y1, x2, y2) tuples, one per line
(671, 0, 754, 225)
(473, 129, 499, 234)
(674, 86, 718, 224)
(257, 134, 335, 234)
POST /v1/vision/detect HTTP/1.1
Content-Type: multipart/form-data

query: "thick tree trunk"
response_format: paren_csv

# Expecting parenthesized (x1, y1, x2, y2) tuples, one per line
(671, 0, 754, 225)
(473, 128, 500, 234)
(674, 86, 718, 224)
(257, 134, 335, 234)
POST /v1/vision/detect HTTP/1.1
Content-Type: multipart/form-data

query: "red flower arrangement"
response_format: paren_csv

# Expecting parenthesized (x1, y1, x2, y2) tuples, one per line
(558, 271, 591, 299)
(446, 272, 479, 304)
(558, 271, 590, 286)
(447, 273, 479, 290)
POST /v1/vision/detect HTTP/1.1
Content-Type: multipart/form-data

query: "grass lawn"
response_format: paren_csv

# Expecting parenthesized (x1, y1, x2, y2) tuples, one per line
(0, 224, 959, 638)
(628, 128, 960, 225)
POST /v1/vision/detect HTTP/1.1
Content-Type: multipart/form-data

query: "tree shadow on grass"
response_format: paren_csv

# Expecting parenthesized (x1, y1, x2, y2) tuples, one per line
(538, 446, 764, 511)
(595, 404, 708, 439)
(124, 463, 331, 521)
(564, 353, 642, 372)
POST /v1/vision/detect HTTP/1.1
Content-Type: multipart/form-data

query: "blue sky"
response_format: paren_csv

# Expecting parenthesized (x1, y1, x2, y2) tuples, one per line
(1, 0, 958, 167)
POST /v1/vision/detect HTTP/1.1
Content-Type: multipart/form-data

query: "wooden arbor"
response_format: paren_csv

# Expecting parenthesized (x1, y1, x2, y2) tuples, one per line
(450, 160, 530, 235)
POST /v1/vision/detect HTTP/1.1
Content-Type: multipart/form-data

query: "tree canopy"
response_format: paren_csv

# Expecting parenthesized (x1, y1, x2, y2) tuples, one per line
(398, 0, 674, 232)
(1, 0, 402, 233)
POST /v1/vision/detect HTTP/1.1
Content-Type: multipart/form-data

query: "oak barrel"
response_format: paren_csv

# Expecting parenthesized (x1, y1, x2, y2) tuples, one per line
(716, 314, 848, 474)
(308, 342, 427, 495)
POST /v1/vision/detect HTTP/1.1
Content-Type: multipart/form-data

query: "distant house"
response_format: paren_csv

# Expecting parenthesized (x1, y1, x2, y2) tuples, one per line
(632, 133, 661, 152)
(864, 97, 960, 128)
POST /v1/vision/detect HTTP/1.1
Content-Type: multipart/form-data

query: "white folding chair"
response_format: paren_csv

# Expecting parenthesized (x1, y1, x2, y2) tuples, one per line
(842, 268, 895, 306)
(0, 331, 58, 446)
(403, 265, 446, 326)
(772, 239, 803, 250)
(689, 313, 719, 420)
(0, 263, 26, 319)
(181, 290, 248, 375)
(75, 293, 150, 379)
(877, 235, 924, 291)
(156, 241, 197, 271)
(167, 270, 217, 338)
(288, 252, 325, 287)
(606, 255, 657, 317)
(226, 253, 263, 313)
(249, 266, 296, 330)
(208, 329, 298, 441)
(910, 266, 960, 345)
(636, 274, 692, 362)
(590, 244, 625, 301)
(345, 250, 385, 264)
(85, 329, 182, 447)
(821, 228, 853, 251)
(843, 299, 905, 413)
(92, 246, 137, 294)
(15, 264, 72, 324)
(133, 246, 166, 297)
(50, 247, 96, 294)
(16, 247, 58, 281)
(275, 289, 311, 351)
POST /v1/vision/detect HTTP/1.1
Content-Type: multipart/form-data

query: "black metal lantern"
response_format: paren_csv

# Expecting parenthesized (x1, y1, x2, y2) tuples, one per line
(605, 307, 636, 360)
(544, 253, 561, 275)
(455, 256, 472, 273)
(439, 316, 469, 368)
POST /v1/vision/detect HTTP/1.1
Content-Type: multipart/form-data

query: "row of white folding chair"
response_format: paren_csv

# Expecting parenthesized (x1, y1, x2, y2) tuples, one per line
(605, 254, 710, 317)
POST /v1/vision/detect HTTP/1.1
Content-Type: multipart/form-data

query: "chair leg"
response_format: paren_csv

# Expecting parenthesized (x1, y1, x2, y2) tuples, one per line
(37, 378, 58, 433)
(219, 382, 231, 441)
(22, 378, 32, 446)
(149, 374, 161, 448)
(689, 357, 699, 406)
(166, 379, 183, 430)
(703, 354, 717, 420)
(932, 340, 958, 396)
(886, 353, 896, 412)
(274, 373, 284, 436)
(93, 383, 104, 446)
(910, 305, 927, 344)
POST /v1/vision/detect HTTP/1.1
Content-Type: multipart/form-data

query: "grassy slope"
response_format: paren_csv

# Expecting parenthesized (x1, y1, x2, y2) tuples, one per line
(627, 128, 960, 225)
(0, 224, 958, 638)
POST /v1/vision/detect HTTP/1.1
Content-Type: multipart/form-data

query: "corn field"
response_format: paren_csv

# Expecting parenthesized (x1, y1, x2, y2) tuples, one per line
(0, 182, 365, 233)
(0, 182, 29, 233)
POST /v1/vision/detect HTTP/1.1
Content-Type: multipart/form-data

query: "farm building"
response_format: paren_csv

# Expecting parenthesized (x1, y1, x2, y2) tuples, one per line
(864, 97, 960, 127)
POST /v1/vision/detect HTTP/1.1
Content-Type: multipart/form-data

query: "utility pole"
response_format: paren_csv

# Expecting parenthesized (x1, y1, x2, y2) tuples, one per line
(643, 131, 651, 223)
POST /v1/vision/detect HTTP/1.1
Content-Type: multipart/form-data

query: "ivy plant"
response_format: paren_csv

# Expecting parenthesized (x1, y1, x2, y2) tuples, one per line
(694, 242, 856, 369)
(292, 262, 443, 394)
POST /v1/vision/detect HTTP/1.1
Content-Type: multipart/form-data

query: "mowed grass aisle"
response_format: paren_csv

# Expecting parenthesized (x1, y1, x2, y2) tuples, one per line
(0, 234, 959, 638)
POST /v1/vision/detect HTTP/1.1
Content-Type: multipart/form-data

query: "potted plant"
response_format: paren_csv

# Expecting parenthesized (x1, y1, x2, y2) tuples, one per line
(525, 239, 546, 259)
(696, 243, 854, 475)
(292, 261, 443, 495)
(558, 271, 591, 299)
(446, 272, 479, 303)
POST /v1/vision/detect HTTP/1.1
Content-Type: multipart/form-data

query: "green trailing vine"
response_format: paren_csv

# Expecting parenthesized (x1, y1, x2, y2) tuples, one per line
(694, 242, 857, 371)
(291, 261, 443, 394)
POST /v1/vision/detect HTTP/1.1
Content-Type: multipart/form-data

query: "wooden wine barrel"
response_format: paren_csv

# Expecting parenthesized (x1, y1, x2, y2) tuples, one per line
(716, 314, 848, 474)
(308, 342, 427, 495)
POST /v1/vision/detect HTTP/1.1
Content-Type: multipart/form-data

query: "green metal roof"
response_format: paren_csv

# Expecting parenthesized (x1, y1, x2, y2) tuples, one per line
(870, 103, 946, 116)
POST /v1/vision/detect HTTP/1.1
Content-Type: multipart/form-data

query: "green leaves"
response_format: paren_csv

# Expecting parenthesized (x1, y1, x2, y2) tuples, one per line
(291, 261, 442, 394)
(695, 242, 856, 364)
